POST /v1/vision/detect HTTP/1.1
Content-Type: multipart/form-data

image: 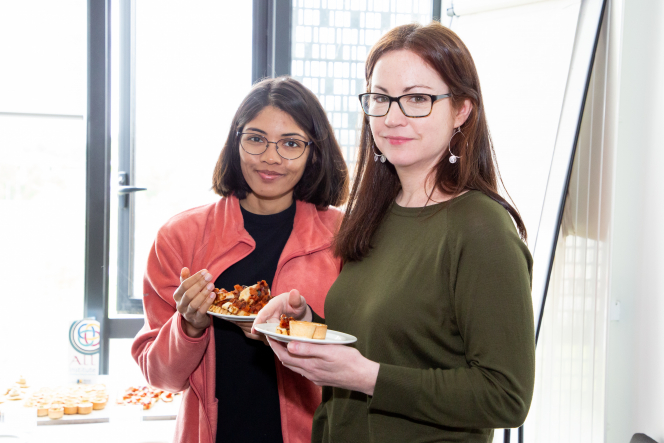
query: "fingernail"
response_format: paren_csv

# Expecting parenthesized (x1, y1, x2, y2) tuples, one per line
(207, 283, 214, 291)
(204, 273, 212, 281)
(209, 293, 215, 299)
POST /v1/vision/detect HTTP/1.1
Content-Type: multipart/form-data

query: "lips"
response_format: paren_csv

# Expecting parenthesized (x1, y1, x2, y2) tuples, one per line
(383, 136, 414, 145)
(256, 170, 284, 180)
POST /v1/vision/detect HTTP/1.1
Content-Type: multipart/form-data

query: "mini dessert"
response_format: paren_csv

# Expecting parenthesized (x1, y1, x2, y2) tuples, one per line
(64, 403, 78, 415)
(276, 314, 327, 339)
(48, 407, 64, 420)
(289, 320, 318, 337)
(16, 376, 28, 388)
(77, 402, 93, 415)
(7, 388, 23, 401)
(37, 404, 49, 417)
(92, 397, 107, 410)
(160, 391, 174, 403)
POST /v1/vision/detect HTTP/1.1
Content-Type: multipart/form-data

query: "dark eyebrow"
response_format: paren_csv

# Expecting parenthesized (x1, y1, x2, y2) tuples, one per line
(372, 84, 434, 94)
(245, 128, 306, 139)
(403, 84, 433, 93)
(281, 132, 306, 139)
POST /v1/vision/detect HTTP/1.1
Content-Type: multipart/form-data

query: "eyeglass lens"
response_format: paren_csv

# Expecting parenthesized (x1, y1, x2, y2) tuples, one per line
(240, 134, 306, 160)
(361, 94, 433, 117)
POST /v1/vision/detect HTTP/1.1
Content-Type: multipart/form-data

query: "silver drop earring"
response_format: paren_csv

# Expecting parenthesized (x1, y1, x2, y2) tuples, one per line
(373, 144, 386, 163)
(448, 127, 463, 164)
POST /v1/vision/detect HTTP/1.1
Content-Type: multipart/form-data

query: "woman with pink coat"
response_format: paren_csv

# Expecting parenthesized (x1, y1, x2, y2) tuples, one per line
(132, 77, 349, 443)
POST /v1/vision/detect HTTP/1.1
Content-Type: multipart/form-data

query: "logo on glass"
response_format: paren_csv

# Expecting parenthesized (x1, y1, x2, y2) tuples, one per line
(69, 320, 101, 355)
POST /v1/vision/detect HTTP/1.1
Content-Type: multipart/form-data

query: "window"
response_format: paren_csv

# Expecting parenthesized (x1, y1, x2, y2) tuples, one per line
(108, 0, 253, 318)
(290, 0, 434, 170)
(0, 0, 87, 382)
(82, 0, 254, 373)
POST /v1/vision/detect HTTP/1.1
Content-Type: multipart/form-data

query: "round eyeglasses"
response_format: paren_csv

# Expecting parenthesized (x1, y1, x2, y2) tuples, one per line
(237, 132, 312, 160)
(358, 92, 452, 118)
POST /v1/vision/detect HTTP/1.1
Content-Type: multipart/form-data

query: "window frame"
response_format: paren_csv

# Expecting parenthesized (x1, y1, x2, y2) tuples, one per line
(84, 0, 294, 374)
(115, 0, 145, 315)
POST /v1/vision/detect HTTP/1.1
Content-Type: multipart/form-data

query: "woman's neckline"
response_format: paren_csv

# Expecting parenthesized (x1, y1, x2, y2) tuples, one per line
(391, 190, 475, 216)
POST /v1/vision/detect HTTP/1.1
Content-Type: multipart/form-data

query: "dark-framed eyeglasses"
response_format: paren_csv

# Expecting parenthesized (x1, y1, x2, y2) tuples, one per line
(358, 92, 452, 118)
(237, 132, 312, 160)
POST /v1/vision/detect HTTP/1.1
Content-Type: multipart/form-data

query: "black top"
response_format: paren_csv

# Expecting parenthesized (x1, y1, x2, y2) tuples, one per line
(213, 201, 296, 443)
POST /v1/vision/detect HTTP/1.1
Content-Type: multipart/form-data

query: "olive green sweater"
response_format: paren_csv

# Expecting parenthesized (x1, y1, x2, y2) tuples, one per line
(311, 191, 535, 443)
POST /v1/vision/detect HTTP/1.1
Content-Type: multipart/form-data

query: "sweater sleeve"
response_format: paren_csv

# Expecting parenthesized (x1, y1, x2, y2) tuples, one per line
(131, 228, 211, 393)
(368, 208, 536, 429)
(310, 306, 325, 324)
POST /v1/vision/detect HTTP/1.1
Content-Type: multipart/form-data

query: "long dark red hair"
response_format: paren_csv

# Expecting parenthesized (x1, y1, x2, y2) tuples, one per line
(335, 22, 527, 262)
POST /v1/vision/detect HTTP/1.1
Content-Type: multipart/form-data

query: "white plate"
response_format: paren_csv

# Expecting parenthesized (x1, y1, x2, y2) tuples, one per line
(208, 311, 257, 322)
(254, 322, 357, 345)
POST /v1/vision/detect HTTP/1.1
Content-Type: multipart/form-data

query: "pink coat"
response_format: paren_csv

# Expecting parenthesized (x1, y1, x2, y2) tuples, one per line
(132, 196, 342, 443)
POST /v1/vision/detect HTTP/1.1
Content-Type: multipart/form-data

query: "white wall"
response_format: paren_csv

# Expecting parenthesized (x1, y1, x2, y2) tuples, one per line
(605, 1, 664, 442)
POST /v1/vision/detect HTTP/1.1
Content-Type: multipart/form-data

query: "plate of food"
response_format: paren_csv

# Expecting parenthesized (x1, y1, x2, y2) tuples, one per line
(255, 315, 357, 345)
(208, 312, 257, 322)
(207, 280, 271, 322)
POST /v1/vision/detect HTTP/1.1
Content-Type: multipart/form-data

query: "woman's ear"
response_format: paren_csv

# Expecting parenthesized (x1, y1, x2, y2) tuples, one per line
(453, 98, 473, 128)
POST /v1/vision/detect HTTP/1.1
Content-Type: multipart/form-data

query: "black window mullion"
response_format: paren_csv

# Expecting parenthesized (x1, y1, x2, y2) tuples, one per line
(432, 0, 442, 22)
(85, 0, 112, 375)
(253, 0, 291, 83)
(252, 0, 269, 82)
(269, 0, 292, 77)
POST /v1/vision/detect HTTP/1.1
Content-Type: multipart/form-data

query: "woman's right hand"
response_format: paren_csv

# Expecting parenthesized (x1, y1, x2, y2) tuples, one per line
(173, 267, 216, 338)
(251, 289, 311, 334)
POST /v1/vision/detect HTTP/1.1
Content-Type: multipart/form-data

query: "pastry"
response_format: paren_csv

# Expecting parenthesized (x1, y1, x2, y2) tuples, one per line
(48, 407, 64, 420)
(77, 402, 93, 415)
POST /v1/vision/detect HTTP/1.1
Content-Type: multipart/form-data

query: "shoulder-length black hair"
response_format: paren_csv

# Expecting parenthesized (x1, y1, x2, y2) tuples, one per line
(212, 76, 349, 209)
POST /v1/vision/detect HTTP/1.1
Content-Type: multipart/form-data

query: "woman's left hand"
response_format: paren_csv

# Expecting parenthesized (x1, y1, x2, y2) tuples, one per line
(268, 338, 380, 395)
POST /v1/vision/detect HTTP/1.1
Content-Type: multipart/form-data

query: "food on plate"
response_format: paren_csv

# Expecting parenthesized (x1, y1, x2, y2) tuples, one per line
(276, 314, 327, 339)
(275, 315, 294, 335)
(117, 385, 179, 410)
(207, 280, 272, 317)
(7, 387, 23, 401)
(19, 383, 109, 417)
(77, 402, 93, 415)
(92, 397, 107, 410)
(37, 404, 49, 417)
(160, 391, 174, 403)
(16, 375, 28, 388)
(48, 406, 64, 420)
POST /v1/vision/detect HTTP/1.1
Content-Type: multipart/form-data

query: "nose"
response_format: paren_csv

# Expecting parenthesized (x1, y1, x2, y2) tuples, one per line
(383, 101, 407, 127)
(260, 141, 282, 164)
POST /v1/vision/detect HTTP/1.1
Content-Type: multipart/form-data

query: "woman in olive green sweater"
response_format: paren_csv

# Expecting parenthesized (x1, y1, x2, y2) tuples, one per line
(254, 22, 535, 443)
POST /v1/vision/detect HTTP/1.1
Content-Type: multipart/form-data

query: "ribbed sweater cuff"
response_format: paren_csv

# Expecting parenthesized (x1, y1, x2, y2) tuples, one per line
(368, 363, 419, 415)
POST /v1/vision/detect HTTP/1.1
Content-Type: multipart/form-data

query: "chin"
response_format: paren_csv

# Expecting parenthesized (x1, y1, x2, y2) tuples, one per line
(251, 189, 290, 201)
